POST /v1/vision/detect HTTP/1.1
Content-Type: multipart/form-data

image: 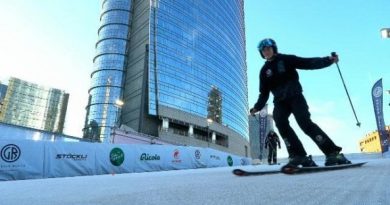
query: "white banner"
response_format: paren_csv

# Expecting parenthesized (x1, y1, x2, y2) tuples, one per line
(133, 145, 169, 172)
(44, 141, 96, 178)
(94, 144, 137, 175)
(0, 140, 44, 180)
(206, 148, 228, 167)
(163, 145, 195, 170)
(0, 140, 252, 181)
(232, 156, 251, 166)
(187, 147, 208, 168)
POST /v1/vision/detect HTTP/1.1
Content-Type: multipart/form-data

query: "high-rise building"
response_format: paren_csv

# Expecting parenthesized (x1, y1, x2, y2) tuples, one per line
(0, 82, 7, 112)
(84, 0, 248, 156)
(249, 113, 274, 160)
(0, 77, 69, 133)
(0, 83, 7, 101)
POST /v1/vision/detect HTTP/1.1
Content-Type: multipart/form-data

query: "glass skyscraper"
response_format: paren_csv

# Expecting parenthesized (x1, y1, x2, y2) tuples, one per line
(0, 83, 7, 110)
(83, 0, 131, 142)
(85, 0, 249, 156)
(0, 77, 69, 133)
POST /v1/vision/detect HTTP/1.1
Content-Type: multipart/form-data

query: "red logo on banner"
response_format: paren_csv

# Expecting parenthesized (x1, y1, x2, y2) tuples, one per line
(172, 149, 182, 163)
(173, 149, 180, 159)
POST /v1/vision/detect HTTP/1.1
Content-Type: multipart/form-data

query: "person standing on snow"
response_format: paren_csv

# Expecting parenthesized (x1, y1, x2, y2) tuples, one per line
(264, 130, 281, 165)
(250, 38, 351, 168)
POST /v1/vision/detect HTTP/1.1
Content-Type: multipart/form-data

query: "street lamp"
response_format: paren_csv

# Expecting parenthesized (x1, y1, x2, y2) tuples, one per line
(381, 28, 390, 38)
(115, 99, 124, 107)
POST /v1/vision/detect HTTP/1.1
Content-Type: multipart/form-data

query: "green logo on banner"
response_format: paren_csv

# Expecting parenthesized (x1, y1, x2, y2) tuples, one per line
(227, 156, 233, 166)
(110, 147, 124, 166)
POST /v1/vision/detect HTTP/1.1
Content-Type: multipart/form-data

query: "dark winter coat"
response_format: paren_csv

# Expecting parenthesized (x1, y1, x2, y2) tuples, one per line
(254, 54, 333, 110)
(265, 132, 281, 149)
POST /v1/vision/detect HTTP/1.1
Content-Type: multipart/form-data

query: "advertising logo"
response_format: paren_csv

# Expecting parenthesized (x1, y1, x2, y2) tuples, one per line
(173, 149, 180, 159)
(140, 153, 161, 161)
(373, 86, 383, 98)
(110, 147, 125, 166)
(56, 154, 88, 161)
(210, 155, 220, 160)
(1, 144, 21, 163)
(172, 149, 182, 163)
(195, 150, 201, 160)
(240, 158, 246, 165)
(227, 156, 233, 166)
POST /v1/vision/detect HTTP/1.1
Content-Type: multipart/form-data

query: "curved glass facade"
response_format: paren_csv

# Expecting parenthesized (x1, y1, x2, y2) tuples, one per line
(85, 0, 132, 142)
(149, 0, 248, 139)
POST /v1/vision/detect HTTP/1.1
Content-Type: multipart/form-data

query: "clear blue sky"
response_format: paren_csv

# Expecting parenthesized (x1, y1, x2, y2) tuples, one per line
(0, 0, 100, 137)
(1, 1, 389, 157)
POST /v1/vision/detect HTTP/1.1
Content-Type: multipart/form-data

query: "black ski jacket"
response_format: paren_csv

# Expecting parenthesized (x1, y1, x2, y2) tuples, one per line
(253, 53, 333, 110)
(265, 132, 281, 149)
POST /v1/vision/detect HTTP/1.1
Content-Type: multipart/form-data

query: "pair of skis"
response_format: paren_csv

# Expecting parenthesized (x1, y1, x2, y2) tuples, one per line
(232, 162, 366, 176)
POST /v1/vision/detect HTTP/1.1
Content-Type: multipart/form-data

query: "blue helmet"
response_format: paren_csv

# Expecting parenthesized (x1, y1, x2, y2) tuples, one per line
(257, 38, 277, 58)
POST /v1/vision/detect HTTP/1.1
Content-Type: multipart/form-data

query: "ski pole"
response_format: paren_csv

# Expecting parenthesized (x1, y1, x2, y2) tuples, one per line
(331, 52, 361, 127)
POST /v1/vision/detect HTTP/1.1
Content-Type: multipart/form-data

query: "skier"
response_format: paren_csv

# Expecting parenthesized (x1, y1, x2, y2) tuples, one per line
(250, 38, 351, 168)
(264, 130, 281, 165)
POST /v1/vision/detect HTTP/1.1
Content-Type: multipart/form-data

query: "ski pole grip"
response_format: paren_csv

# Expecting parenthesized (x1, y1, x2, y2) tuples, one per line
(331, 52, 337, 57)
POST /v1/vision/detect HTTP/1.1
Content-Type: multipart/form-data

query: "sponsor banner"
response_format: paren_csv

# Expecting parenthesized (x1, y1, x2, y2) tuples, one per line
(205, 148, 228, 167)
(94, 144, 137, 175)
(259, 105, 268, 160)
(232, 156, 251, 166)
(244, 157, 252, 165)
(0, 140, 44, 180)
(133, 145, 168, 172)
(1, 140, 253, 180)
(371, 79, 389, 152)
(188, 147, 208, 168)
(165, 146, 194, 170)
(44, 141, 96, 178)
(206, 149, 251, 167)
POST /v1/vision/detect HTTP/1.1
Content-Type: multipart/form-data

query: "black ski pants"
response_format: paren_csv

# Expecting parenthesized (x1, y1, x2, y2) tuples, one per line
(267, 147, 277, 164)
(273, 93, 341, 157)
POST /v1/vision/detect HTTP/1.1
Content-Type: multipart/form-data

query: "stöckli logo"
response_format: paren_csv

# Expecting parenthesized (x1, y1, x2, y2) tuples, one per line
(110, 147, 125, 166)
(1, 144, 21, 163)
(56, 154, 88, 160)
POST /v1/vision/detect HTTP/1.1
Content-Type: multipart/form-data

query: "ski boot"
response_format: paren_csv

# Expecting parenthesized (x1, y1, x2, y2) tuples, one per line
(281, 155, 317, 174)
(325, 152, 351, 166)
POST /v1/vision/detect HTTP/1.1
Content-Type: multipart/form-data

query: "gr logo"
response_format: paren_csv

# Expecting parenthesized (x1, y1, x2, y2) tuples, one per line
(1, 144, 21, 162)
